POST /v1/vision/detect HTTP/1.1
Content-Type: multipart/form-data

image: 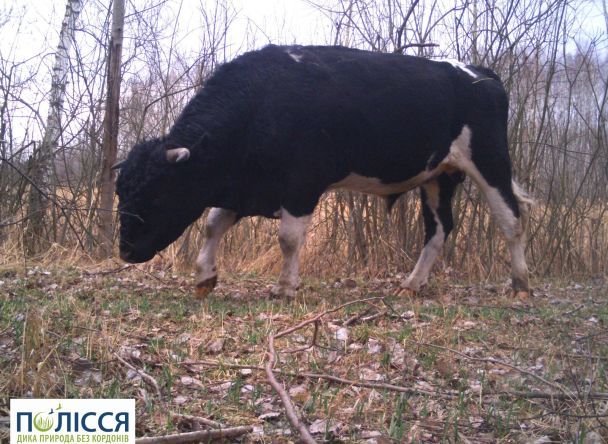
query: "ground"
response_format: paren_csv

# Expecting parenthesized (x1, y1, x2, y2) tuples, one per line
(0, 265, 607, 443)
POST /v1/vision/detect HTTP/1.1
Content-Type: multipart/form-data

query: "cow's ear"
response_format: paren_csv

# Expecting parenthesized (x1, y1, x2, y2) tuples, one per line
(166, 147, 191, 164)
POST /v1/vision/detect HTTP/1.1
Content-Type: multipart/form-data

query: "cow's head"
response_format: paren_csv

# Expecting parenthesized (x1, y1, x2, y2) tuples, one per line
(114, 139, 205, 263)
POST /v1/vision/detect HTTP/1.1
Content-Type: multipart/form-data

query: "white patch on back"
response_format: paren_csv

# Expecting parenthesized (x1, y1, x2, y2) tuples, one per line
(432, 58, 478, 79)
(286, 49, 303, 63)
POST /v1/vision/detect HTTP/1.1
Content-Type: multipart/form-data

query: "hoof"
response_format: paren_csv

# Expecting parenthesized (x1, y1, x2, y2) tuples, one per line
(195, 275, 217, 298)
(269, 285, 296, 299)
(397, 287, 417, 297)
(512, 290, 530, 299)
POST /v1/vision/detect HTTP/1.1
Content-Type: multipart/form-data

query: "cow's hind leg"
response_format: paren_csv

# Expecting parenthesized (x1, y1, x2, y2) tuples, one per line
(400, 173, 460, 295)
(195, 207, 238, 297)
(271, 209, 312, 298)
(451, 127, 532, 297)
(475, 177, 532, 298)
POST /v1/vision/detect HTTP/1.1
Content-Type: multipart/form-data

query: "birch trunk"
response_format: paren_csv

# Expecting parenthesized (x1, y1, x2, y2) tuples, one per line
(24, 0, 82, 255)
(97, 0, 125, 257)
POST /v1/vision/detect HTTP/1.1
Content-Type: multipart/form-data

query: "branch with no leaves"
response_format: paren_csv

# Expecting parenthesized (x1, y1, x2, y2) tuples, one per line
(182, 358, 456, 398)
(181, 359, 608, 401)
(171, 413, 224, 430)
(265, 335, 317, 444)
(394, 42, 440, 53)
(114, 352, 162, 399)
(263, 297, 385, 443)
(409, 340, 569, 394)
(134, 425, 253, 444)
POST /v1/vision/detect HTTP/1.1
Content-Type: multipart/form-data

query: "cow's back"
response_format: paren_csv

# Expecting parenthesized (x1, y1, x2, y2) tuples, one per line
(168, 45, 508, 216)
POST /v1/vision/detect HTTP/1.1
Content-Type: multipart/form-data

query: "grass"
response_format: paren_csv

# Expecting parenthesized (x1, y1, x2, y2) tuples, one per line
(0, 265, 607, 442)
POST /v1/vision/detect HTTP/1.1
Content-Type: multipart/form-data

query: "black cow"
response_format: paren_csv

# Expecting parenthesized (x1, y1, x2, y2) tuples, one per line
(114, 45, 532, 298)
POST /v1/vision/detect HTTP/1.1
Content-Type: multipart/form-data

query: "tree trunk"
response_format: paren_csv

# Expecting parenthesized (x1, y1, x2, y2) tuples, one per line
(97, 0, 125, 258)
(24, 0, 82, 256)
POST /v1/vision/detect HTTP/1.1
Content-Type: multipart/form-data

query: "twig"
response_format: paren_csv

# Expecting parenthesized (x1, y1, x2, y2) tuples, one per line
(180, 359, 608, 401)
(498, 391, 608, 401)
(343, 307, 373, 326)
(84, 264, 133, 276)
(561, 304, 584, 316)
(296, 372, 455, 399)
(275, 296, 385, 339)
(283, 320, 320, 354)
(573, 329, 608, 342)
(171, 413, 223, 430)
(135, 425, 253, 444)
(359, 310, 388, 323)
(266, 334, 316, 444)
(409, 340, 568, 394)
(114, 352, 162, 399)
(264, 297, 385, 443)
(182, 359, 457, 398)
(134, 264, 188, 294)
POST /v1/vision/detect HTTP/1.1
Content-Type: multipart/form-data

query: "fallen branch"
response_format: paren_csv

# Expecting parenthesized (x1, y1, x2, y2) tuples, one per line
(266, 334, 316, 444)
(135, 425, 253, 444)
(359, 310, 388, 323)
(114, 352, 162, 399)
(283, 320, 320, 354)
(263, 297, 385, 444)
(83, 264, 133, 276)
(498, 391, 608, 401)
(181, 359, 608, 402)
(171, 413, 224, 430)
(183, 359, 457, 398)
(275, 297, 385, 340)
(409, 340, 568, 394)
(343, 307, 373, 326)
(296, 372, 455, 399)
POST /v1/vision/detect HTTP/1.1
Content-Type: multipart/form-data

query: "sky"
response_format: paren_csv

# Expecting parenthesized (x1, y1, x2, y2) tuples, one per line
(0, 0, 605, 147)
(1, 0, 606, 66)
(0, 0, 330, 63)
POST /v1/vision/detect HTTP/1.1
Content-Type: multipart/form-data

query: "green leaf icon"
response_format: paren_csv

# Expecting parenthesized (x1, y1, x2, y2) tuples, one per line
(33, 412, 54, 432)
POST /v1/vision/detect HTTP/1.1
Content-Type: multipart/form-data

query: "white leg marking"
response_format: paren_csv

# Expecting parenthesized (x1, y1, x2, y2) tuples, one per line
(445, 126, 529, 292)
(271, 209, 312, 298)
(403, 181, 445, 291)
(195, 208, 237, 285)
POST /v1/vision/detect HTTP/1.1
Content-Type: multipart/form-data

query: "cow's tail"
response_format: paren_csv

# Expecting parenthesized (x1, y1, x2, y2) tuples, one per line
(512, 180, 534, 231)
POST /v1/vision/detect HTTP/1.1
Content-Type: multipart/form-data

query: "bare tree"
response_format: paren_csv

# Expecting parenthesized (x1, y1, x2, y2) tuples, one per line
(97, 0, 125, 257)
(23, 0, 82, 255)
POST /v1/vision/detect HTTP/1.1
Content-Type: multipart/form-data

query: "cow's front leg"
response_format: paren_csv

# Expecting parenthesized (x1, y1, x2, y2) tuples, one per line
(271, 209, 312, 298)
(195, 208, 238, 297)
(400, 175, 459, 295)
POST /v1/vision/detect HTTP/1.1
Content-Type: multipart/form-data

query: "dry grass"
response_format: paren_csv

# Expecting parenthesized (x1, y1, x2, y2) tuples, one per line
(4, 189, 608, 283)
(1, 264, 606, 442)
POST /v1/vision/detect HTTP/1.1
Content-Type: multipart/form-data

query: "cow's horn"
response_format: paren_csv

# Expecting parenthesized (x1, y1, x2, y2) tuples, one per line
(166, 147, 190, 164)
(111, 160, 126, 170)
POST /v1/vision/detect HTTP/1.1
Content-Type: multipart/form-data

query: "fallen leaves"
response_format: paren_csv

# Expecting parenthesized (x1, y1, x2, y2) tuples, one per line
(1, 268, 607, 442)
